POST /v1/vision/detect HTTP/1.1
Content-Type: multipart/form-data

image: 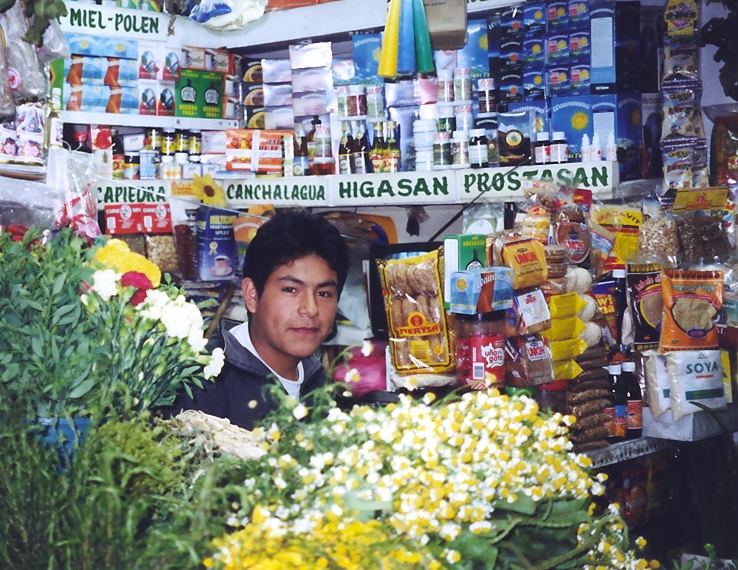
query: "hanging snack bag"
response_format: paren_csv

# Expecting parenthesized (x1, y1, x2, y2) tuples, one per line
(554, 203, 591, 265)
(548, 292, 587, 319)
(643, 351, 671, 417)
(592, 275, 618, 347)
(627, 263, 663, 352)
(664, 0, 699, 39)
(378, 250, 454, 375)
(662, 41, 699, 84)
(501, 237, 548, 288)
(549, 337, 588, 362)
(505, 288, 551, 335)
(661, 140, 693, 192)
(676, 212, 733, 264)
(659, 269, 724, 352)
(504, 334, 554, 386)
(553, 359, 583, 380)
(667, 350, 726, 420)
(590, 220, 616, 277)
(661, 83, 704, 141)
(591, 205, 643, 271)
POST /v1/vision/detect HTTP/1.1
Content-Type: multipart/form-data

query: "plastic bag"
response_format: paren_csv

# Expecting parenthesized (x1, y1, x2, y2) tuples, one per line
(667, 350, 725, 420)
(37, 20, 70, 65)
(190, 0, 267, 31)
(46, 147, 101, 239)
(1, 3, 48, 102)
(643, 351, 671, 417)
(0, 175, 65, 231)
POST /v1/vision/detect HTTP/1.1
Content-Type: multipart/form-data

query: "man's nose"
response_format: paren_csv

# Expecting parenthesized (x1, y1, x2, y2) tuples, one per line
(299, 292, 318, 316)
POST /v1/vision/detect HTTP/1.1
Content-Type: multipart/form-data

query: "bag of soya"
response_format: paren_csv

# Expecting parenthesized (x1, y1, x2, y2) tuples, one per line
(667, 350, 726, 420)
(643, 351, 671, 417)
(659, 269, 723, 352)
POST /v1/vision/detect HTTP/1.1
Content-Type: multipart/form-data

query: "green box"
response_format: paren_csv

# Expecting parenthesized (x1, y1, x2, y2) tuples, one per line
(175, 69, 223, 119)
(443, 233, 489, 307)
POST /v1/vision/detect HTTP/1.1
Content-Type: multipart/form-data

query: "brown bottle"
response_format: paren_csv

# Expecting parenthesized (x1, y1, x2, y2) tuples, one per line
(293, 124, 309, 176)
(370, 121, 385, 173)
(338, 124, 353, 174)
(350, 121, 372, 174)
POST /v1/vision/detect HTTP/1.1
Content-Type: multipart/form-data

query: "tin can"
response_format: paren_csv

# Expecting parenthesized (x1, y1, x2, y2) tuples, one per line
(123, 152, 140, 179)
(454, 313, 505, 389)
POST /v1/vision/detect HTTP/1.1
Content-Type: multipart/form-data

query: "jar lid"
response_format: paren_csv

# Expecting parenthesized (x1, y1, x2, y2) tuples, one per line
(454, 66, 471, 76)
(539, 379, 568, 391)
(622, 362, 636, 372)
(608, 364, 622, 374)
(452, 130, 469, 141)
(455, 104, 472, 112)
(537, 132, 550, 142)
(455, 310, 506, 322)
(469, 128, 487, 137)
(125, 152, 139, 158)
(348, 84, 366, 95)
(477, 77, 495, 90)
(552, 131, 566, 139)
(163, 128, 175, 134)
(437, 68, 453, 80)
(336, 85, 350, 93)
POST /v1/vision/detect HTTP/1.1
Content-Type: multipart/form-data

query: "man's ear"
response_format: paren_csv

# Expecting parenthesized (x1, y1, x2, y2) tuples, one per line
(242, 277, 258, 313)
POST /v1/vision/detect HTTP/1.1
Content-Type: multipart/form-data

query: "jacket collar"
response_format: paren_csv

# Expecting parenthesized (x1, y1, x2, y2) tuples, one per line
(222, 326, 323, 381)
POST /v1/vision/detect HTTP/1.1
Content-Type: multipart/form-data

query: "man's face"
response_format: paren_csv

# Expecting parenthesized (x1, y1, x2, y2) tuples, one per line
(242, 254, 339, 378)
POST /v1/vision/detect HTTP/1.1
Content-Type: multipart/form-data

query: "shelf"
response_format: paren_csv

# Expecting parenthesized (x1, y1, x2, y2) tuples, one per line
(584, 437, 674, 469)
(60, 2, 230, 48)
(219, 0, 523, 50)
(62, 111, 239, 130)
(643, 406, 738, 442)
(94, 161, 620, 209)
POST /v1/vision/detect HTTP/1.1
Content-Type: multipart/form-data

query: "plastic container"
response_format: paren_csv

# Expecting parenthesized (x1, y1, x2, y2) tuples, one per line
(432, 131, 452, 169)
(534, 132, 550, 164)
(366, 85, 385, 119)
(454, 67, 472, 102)
(537, 379, 568, 413)
(437, 68, 454, 103)
(455, 312, 506, 389)
(477, 77, 496, 114)
(469, 128, 490, 168)
(436, 103, 456, 133)
(452, 130, 470, 168)
(123, 152, 140, 179)
(347, 84, 367, 117)
(336, 85, 350, 117)
(455, 104, 474, 132)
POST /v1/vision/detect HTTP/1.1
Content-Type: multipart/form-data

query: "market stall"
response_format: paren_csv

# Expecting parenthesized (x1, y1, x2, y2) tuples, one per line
(1, 0, 737, 567)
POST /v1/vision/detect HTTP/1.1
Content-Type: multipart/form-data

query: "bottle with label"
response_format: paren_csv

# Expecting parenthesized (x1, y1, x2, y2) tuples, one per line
(111, 128, 125, 179)
(351, 121, 372, 174)
(623, 361, 643, 439)
(45, 88, 63, 150)
(370, 121, 386, 173)
(534, 132, 550, 164)
(469, 129, 490, 168)
(162, 128, 176, 156)
(612, 269, 627, 347)
(189, 129, 202, 158)
(611, 364, 628, 441)
(385, 120, 400, 173)
(338, 124, 353, 174)
(293, 124, 309, 176)
(550, 131, 568, 163)
(466, 249, 483, 270)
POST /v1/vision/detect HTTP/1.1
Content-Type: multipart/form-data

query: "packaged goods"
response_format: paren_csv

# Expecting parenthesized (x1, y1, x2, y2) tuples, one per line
(554, 204, 591, 265)
(578, 294, 597, 322)
(504, 334, 554, 386)
(196, 207, 238, 282)
(661, 83, 704, 141)
(536, 379, 568, 413)
(638, 215, 680, 261)
(553, 359, 583, 380)
(378, 250, 454, 375)
(590, 221, 616, 276)
(145, 234, 178, 274)
(592, 275, 618, 347)
(500, 237, 548, 288)
(622, 463, 648, 528)
(542, 316, 585, 341)
(547, 292, 586, 319)
(667, 350, 726, 420)
(659, 269, 724, 351)
(549, 337, 588, 361)
(455, 312, 506, 389)
(643, 351, 671, 417)
(564, 267, 593, 295)
(627, 263, 663, 352)
(449, 268, 514, 315)
(676, 213, 733, 263)
(591, 205, 643, 271)
(505, 288, 551, 335)
(544, 245, 569, 278)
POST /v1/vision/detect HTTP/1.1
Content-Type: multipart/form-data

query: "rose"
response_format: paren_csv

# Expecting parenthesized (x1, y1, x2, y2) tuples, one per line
(120, 271, 153, 306)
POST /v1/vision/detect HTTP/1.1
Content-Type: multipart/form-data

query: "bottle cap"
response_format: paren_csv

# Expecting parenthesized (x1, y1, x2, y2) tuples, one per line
(622, 362, 636, 372)
(613, 269, 626, 278)
(437, 68, 453, 80)
(553, 131, 565, 140)
(469, 128, 486, 137)
(452, 130, 469, 141)
(608, 364, 622, 374)
(537, 132, 550, 142)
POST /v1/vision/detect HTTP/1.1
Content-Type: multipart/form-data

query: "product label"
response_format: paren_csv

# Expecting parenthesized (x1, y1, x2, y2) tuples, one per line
(627, 400, 643, 429)
(613, 404, 627, 438)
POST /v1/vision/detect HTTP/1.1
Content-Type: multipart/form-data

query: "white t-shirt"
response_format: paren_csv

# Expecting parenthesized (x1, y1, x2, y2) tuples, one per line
(230, 322, 305, 399)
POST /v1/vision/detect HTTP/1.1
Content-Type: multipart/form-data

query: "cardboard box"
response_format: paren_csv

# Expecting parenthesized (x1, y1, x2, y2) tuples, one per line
(138, 79, 158, 115)
(161, 45, 182, 81)
(423, 0, 467, 50)
(589, 0, 640, 93)
(591, 92, 641, 180)
(138, 41, 161, 80)
(550, 95, 593, 161)
(66, 33, 138, 60)
(443, 234, 489, 307)
(175, 69, 224, 119)
(158, 81, 175, 116)
(508, 100, 550, 135)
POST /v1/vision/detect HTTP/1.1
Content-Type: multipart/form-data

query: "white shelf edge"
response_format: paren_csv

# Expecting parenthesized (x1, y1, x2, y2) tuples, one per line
(62, 111, 238, 130)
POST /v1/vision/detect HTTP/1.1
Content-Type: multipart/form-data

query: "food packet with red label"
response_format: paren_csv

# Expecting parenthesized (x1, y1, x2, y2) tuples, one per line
(504, 334, 554, 386)
(378, 249, 454, 375)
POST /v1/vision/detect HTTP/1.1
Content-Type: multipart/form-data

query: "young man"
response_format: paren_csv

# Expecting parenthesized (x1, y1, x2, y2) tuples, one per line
(172, 209, 348, 429)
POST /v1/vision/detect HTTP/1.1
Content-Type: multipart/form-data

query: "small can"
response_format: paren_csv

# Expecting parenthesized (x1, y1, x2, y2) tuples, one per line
(162, 128, 176, 156)
(189, 129, 202, 157)
(139, 150, 157, 179)
(175, 130, 189, 153)
(145, 128, 161, 151)
(123, 152, 140, 179)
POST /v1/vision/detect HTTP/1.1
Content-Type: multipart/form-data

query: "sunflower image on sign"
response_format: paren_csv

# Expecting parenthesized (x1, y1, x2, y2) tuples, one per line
(571, 111, 590, 131)
(192, 174, 227, 207)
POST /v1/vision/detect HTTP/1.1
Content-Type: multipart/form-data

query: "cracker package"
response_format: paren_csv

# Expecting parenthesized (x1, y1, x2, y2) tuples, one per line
(378, 250, 454, 375)
(500, 237, 548, 289)
(659, 269, 724, 352)
(627, 263, 663, 353)
(504, 334, 554, 386)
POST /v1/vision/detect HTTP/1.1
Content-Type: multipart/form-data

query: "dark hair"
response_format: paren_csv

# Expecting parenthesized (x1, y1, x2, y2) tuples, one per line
(243, 209, 348, 295)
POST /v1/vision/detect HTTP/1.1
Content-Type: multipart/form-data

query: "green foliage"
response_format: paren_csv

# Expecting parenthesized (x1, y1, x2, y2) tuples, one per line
(0, 229, 100, 418)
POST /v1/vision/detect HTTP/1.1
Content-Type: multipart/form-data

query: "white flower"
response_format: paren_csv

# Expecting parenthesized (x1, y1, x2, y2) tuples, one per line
(160, 302, 193, 338)
(80, 294, 89, 306)
(293, 404, 308, 420)
(360, 340, 374, 357)
(203, 348, 225, 379)
(188, 329, 207, 352)
(344, 368, 361, 383)
(138, 289, 170, 320)
(91, 269, 120, 301)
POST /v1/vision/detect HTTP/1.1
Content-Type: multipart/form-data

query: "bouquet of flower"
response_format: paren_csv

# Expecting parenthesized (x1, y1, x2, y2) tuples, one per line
(0, 228, 223, 420)
(203, 386, 655, 569)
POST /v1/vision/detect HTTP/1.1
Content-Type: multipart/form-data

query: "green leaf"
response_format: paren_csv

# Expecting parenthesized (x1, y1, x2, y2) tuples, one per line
(493, 494, 537, 516)
(543, 499, 590, 527)
(450, 531, 499, 565)
(68, 378, 95, 399)
(51, 274, 66, 295)
(31, 336, 43, 357)
(1, 363, 19, 382)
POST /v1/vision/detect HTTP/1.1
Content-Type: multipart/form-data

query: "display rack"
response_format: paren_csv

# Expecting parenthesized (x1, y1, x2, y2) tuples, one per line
(584, 437, 675, 469)
(61, 112, 239, 130)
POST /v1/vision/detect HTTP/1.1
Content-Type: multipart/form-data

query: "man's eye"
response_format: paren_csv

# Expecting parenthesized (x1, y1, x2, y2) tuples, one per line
(282, 287, 297, 294)
(318, 290, 335, 299)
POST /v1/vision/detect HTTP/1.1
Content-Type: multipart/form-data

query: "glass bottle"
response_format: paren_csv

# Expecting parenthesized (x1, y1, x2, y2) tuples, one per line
(385, 120, 400, 173)
(623, 361, 643, 439)
(351, 121, 372, 174)
(338, 124, 353, 174)
(293, 124, 309, 176)
(370, 122, 386, 173)
(111, 128, 125, 180)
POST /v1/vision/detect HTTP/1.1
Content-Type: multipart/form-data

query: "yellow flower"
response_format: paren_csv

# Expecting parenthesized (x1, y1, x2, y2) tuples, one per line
(193, 174, 227, 207)
(94, 239, 162, 287)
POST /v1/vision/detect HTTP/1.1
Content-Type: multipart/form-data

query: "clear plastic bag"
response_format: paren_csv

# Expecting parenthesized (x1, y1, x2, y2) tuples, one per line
(1, 3, 48, 102)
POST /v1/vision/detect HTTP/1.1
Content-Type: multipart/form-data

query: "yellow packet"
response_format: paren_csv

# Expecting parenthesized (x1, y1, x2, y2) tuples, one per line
(553, 359, 583, 380)
(548, 292, 586, 319)
(591, 205, 643, 271)
(542, 316, 585, 341)
(549, 338, 588, 362)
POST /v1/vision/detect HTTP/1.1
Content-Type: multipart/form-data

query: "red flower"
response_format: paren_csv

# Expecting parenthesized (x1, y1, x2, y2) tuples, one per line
(121, 271, 153, 306)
